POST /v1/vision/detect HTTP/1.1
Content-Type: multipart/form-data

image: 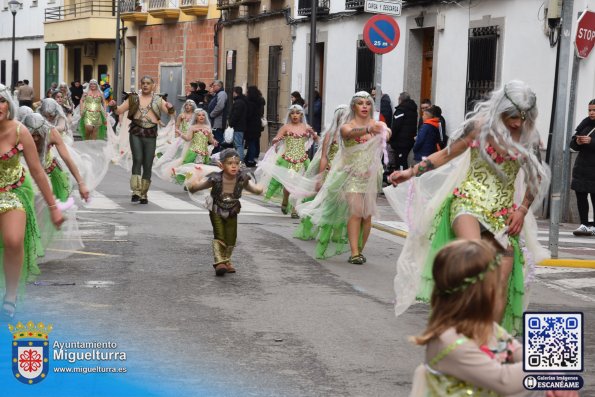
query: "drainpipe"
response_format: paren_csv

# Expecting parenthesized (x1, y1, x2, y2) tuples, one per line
(214, 17, 222, 79)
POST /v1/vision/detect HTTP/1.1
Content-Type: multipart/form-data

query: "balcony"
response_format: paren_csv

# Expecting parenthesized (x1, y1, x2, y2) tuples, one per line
(148, 0, 180, 19)
(345, 0, 363, 10)
(44, 1, 117, 43)
(120, 0, 149, 22)
(216, 0, 240, 10)
(297, 0, 329, 16)
(180, 0, 208, 16)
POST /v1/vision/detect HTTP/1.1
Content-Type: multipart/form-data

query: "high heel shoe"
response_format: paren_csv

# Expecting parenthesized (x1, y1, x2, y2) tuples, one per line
(1, 299, 16, 321)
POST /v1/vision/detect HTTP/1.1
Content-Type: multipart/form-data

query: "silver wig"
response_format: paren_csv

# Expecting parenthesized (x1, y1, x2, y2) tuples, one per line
(346, 91, 375, 122)
(190, 108, 211, 128)
(284, 104, 306, 125)
(22, 112, 52, 163)
(449, 80, 550, 202)
(17, 106, 33, 122)
(0, 84, 18, 120)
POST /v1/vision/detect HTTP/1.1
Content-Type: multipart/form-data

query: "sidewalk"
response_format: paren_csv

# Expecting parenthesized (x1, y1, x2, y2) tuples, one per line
(373, 195, 595, 268)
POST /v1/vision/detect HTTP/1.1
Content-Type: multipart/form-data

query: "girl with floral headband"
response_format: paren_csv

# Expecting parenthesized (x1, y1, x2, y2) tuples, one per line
(410, 240, 575, 397)
(387, 80, 550, 335)
(0, 84, 64, 320)
(258, 104, 318, 218)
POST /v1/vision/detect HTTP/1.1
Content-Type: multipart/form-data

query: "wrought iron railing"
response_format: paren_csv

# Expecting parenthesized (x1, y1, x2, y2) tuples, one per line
(297, 0, 329, 16)
(345, 0, 364, 9)
(120, 0, 144, 12)
(181, 0, 207, 6)
(148, 0, 178, 9)
(45, 0, 116, 20)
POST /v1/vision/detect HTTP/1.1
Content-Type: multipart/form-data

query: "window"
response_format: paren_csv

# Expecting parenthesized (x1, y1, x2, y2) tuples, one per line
(355, 39, 374, 92)
(30, 0, 37, 7)
(1, 61, 5, 85)
(465, 25, 500, 112)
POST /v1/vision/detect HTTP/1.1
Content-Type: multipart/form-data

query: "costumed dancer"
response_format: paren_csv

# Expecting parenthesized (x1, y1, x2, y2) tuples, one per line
(386, 80, 550, 335)
(259, 105, 318, 218)
(293, 104, 349, 250)
(57, 82, 74, 121)
(0, 84, 64, 320)
(39, 98, 74, 145)
(297, 92, 389, 264)
(154, 99, 195, 159)
(108, 76, 174, 204)
(409, 240, 566, 397)
(17, 106, 33, 122)
(79, 79, 108, 140)
(186, 149, 263, 276)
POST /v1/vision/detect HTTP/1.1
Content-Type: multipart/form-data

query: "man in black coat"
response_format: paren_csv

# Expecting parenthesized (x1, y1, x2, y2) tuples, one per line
(228, 86, 248, 160)
(389, 92, 418, 171)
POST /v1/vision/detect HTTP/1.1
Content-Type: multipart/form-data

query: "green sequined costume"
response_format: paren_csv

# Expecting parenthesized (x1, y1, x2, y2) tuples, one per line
(417, 141, 525, 335)
(175, 128, 212, 184)
(265, 134, 310, 201)
(79, 94, 107, 140)
(44, 147, 71, 202)
(0, 128, 44, 292)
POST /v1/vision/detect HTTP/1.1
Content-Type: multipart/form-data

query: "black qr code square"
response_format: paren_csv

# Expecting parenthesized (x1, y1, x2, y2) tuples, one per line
(523, 312, 583, 372)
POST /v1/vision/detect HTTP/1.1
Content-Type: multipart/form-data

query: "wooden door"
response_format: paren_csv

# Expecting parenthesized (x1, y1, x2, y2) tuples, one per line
(31, 49, 40, 102)
(420, 28, 434, 103)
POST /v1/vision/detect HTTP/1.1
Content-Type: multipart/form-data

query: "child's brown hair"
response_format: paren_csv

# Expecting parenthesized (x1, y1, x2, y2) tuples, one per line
(414, 240, 501, 346)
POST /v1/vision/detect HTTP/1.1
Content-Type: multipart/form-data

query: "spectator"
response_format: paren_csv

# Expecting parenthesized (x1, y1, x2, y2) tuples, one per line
(186, 82, 201, 107)
(389, 92, 418, 171)
(413, 105, 441, 163)
(228, 86, 248, 160)
(432, 105, 448, 149)
(46, 82, 58, 98)
(291, 91, 306, 108)
(371, 88, 393, 123)
(245, 86, 265, 167)
(17, 79, 34, 108)
(418, 98, 432, 130)
(570, 99, 595, 236)
(70, 81, 83, 108)
(207, 80, 228, 154)
(311, 90, 322, 134)
(195, 81, 209, 109)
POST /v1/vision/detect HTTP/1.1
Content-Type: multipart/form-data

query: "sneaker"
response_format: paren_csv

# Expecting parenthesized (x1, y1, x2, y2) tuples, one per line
(573, 224, 595, 236)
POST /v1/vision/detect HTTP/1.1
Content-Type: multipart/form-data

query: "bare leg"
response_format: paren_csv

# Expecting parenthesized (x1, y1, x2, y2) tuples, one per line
(84, 125, 95, 140)
(451, 214, 482, 240)
(89, 126, 99, 140)
(1, 210, 26, 311)
(360, 216, 372, 252)
(347, 215, 362, 256)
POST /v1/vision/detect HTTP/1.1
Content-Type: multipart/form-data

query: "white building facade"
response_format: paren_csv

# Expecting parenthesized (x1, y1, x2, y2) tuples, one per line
(0, 0, 64, 100)
(291, 0, 595, 143)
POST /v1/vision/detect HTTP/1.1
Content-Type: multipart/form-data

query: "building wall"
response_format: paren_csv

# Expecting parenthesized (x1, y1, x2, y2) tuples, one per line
(137, 19, 217, 96)
(291, 0, 595, 142)
(0, 0, 64, 98)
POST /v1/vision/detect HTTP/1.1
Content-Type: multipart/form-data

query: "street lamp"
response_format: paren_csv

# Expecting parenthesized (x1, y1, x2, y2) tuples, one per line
(8, 0, 21, 91)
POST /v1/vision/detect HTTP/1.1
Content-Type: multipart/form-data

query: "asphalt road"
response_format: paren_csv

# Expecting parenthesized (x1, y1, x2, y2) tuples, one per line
(7, 164, 595, 396)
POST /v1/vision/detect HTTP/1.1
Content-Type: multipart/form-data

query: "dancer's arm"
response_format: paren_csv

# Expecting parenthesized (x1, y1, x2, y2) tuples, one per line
(20, 128, 64, 228)
(160, 97, 175, 115)
(389, 128, 478, 185)
(244, 181, 264, 195)
(108, 98, 129, 115)
(100, 97, 108, 126)
(181, 128, 193, 142)
(187, 178, 212, 193)
(207, 130, 218, 146)
(175, 114, 183, 136)
(271, 126, 286, 145)
(79, 93, 87, 115)
(306, 125, 319, 142)
(51, 129, 89, 201)
(318, 132, 333, 173)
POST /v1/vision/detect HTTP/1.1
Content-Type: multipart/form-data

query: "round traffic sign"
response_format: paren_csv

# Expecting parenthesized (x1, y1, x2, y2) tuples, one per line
(575, 10, 595, 59)
(363, 15, 401, 55)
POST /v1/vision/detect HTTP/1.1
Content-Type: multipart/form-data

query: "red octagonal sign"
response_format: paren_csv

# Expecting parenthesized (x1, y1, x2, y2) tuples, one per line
(576, 10, 595, 59)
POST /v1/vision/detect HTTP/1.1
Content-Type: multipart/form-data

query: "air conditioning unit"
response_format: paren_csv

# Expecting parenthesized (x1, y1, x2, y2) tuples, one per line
(83, 42, 97, 58)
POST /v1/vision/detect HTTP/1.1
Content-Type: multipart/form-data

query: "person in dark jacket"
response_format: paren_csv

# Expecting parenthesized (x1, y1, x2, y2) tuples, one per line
(311, 90, 322, 134)
(228, 86, 248, 160)
(413, 105, 441, 162)
(389, 92, 418, 171)
(70, 81, 84, 108)
(433, 105, 448, 149)
(245, 86, 265, 167)
(570, 99, 595, 236)
(371, 88, 393, 123)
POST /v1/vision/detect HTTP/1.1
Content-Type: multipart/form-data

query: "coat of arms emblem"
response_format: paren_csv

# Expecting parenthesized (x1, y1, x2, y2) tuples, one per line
(8, 321, 53, 385)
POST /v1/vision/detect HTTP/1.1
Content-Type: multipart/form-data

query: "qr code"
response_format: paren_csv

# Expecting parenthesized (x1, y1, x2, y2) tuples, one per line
(523, 312, 583, 372)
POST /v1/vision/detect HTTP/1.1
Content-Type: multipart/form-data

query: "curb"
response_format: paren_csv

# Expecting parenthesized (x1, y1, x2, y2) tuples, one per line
(372, 222, 595, 269)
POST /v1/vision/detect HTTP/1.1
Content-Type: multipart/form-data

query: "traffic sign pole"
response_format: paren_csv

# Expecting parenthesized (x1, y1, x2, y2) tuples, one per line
(374, 54, 382, 120)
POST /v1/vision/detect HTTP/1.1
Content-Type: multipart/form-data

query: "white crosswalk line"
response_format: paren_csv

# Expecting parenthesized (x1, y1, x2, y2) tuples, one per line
(537, 236, 595, 244)
(84, 191, 122, 210)
(147, 191, 201, 210)
(550, 278, 595, 290)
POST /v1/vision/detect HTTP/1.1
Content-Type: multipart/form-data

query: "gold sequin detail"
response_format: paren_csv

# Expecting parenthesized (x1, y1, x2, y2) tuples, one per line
(342, 138, 379, 193)
(0, 147, 24, 213)
(82, 95, 104, 127)
(190, 130, 210, 155)
(281, 136, 308, 172)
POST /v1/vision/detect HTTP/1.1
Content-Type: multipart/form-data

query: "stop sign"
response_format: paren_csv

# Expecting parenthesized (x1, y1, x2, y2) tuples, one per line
(576, 10, 595, 58)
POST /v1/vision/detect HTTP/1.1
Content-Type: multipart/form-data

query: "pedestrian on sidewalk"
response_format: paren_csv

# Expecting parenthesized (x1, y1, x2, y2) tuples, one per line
(244, 86, 265, 167)
(389, 92, 418, 172)
(412, 105, 441, 163)
(570, 99, 595, 236)
(186, 149, 263, 276)
(208, 80, 228, 155)
(410, 239, 576, 397)
(388, 80, 550, 335)
(228, 86, 247, 161)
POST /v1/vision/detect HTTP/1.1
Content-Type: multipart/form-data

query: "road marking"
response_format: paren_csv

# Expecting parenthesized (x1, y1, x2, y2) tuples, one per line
(45, 248, 119, 257)
(146, 191, 201, 210)
(239, 199, 275, 213)
(548, 277, 595, 290)
(83, 191, 122, 210)
(536, 266, 595, 275)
